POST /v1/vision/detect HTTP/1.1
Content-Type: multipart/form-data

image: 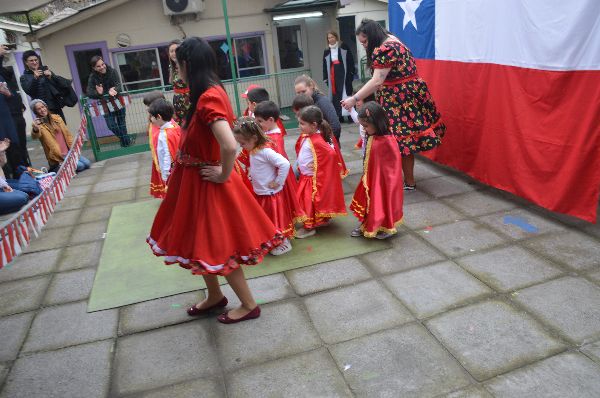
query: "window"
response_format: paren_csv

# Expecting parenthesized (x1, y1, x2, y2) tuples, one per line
(277, 25, 304, 70)
(208, 34, 267, 80)
(113, 46, 170, 91)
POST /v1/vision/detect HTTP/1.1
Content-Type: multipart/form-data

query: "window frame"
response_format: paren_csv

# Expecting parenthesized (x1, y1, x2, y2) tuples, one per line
(110, 43, 170, 92)
(205, 32, 269, 80)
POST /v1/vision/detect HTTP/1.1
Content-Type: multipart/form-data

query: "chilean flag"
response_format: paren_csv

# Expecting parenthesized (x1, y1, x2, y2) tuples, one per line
(390, 0, 600, 222)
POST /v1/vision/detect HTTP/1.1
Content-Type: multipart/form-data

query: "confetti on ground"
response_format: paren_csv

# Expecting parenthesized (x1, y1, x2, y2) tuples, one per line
(306, 246, 313, 252)
(256, 299, 265, 304)
(343, 364, 352, 371)
(102, 233, 107, 239)
(171, 304, 181, 308)
(469, 249, 476, 252)
(503, 215, 539, 233)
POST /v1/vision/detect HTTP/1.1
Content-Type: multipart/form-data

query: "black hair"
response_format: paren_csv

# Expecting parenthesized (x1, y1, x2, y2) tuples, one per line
(298, 105, 334, 144)
(22, 50, 40, 68)
(148, 98, 175, 122)
(254, 100, 280, 121)
(247, 87, 270, 103)
(176, 37, 221, 128)
(292, 94, 314, 111)
(356, 19, 391, 66)
(357, 101, 390, 136)
(142, 90, 166, 106)
(89, 55, 103, 69)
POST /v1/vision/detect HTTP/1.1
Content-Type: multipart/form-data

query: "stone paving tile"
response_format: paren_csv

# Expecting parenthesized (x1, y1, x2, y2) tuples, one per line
(22, 301, 117, 353)
(329, 323, 471, 397)
(118, 291, 204, 335)
(0, 340, 112, 398)
(582, 222, 600, 239)
(227, 348, 352, 398)
(25, 226, 73, 253)
(97, 168, 140, 183)
(581, 340, 600, 364)
(442, 385, 494, 398)
(44, 209, 82, 229)
(442, 190, 517, 217)
(362, 233, 445, 275)
(286, 257, 371, 296)
(523, 231, 600, 271)
(135, 185, 152, 200)
(69, 220, 108, 245)
(478, 208, 566, 240)
(86, 188, 135, 207)
(0, 248, 61, 283)
(91, 177, 138, 193)
(403, 200, 464, 229)
(485, 352, 600, 398)
(587, 269, 600, 285)
(68, 174, 97, 187)
(113, 321, 219, 396)
(513, 277, 600, 344)
(418, 220, 507, 257)
(0, 312, 35, 361)
(383, 261, 492, 319)
(78, 203, 114, 224)
(426, 300, 565, 381)
(53, 194, 87, 212)
(43, 268, 97, 305)
(214, 273, 296, 308)
(304, 280, 413, 344)
(0, 363, 7, 386)
(417, 175, 479, 198)
(414, 160, 445, 180)
(403, 188, 435, 204)
(456, 246, 563, 292)
(128, 379, 225, 398)
(63, 183, 93, 198)
(57, 241, 103, 271)
(215, 301, 321, 371)
(0, 276, 50, 317)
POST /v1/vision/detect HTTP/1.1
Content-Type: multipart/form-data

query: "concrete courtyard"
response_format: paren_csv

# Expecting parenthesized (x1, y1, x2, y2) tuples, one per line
(1, 126, 600, 397)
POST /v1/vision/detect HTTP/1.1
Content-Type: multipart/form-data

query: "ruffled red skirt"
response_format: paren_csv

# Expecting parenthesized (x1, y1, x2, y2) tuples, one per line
(296, 174, 346, 229)
(255, 184, 306, 238)
(147, 164, 284, 276)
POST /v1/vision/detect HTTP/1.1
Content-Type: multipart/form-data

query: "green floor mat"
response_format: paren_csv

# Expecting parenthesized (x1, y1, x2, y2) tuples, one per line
(88, 200, 391, 312)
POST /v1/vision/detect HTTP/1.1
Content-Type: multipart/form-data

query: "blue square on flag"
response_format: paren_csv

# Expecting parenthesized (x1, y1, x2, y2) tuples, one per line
(389, 0, 435, 59)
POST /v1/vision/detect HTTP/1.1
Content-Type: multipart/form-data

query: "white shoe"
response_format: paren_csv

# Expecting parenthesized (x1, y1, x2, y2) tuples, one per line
(270, 238, 292, 256)
(295, 227, 316, 239)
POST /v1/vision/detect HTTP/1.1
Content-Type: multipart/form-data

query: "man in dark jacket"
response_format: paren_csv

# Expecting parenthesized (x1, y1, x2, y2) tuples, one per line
(19, 50, 66, 122)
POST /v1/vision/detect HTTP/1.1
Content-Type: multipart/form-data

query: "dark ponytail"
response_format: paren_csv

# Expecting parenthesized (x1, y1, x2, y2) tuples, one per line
(299, 105, 333, 144)
(318, 120, 334, 144)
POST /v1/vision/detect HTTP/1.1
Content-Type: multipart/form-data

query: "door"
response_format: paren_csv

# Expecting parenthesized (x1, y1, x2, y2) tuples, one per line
(273, 20, 309, 107)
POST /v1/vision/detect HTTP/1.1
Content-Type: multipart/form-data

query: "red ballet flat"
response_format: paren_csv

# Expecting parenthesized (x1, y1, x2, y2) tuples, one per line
(217, 306, 261, 324)
(187, 296, 228, 317)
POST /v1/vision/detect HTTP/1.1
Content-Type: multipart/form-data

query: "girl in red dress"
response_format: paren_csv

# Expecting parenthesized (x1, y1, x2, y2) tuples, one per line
(350, 101, 404, 239)
(233, 117, 305, 255)
(295, 105, 347, 238)
(147, 37, 283, 324)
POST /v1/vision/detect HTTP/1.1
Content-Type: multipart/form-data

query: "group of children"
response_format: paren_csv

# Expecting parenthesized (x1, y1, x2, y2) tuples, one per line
(143, 76, 404, 256)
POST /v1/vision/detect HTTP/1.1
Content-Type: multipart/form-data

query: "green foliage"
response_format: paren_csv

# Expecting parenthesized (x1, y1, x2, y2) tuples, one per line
(7, 10, 48, 25)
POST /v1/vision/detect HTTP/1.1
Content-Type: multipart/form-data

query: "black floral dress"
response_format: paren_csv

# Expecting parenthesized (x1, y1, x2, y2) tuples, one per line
(372, 40, 445, 156)
(170, 65, 191, 125)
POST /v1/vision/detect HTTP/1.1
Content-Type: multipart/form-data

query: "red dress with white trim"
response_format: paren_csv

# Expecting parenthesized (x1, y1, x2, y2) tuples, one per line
(148, 121, 181, 199)
(147, 86, 284, 276)
(350, 135, 404, 237)
(295, 133, 347, 229)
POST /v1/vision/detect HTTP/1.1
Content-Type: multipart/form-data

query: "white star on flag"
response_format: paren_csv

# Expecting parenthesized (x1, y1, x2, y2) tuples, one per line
(398, 0, 422, 30)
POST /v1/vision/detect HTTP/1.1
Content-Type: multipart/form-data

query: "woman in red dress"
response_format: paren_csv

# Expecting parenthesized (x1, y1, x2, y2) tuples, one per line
(147, 37, 283, 324)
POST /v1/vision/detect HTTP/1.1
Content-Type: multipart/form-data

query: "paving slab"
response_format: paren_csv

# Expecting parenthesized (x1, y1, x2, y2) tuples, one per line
(485, 352, 600, 398)
(523, 231, 600, 271)
(361, 233, 445, 275)
(0, 363, 7, 386)
(0, 276, 50, 317)
(53, 195, 87, 212)
(227, 348, 352, 398)
(68, 174, 98, 187)
(0, 312, 35, 361)
(44, 208, 82, 229)
(588, 269, 600, 285)
(22, 301, 117, 352)
(78, 203, 114, 223)
(136, 185, 152, 200)
(456, 246, 563, 292)
(383, 261, 491, 318)
(417, 175, 478, 198)
(0, 340, 112, 398)
(403, 200, 464, 229)
(43, 268, 97, 305)
(56, 241, 103, 271)
(128, 379, 225, 398)
(215, 301, 321, 371)
(69, 220, 108, 245)
(0, 248, 61, 283)
(478, 208, 566, 240)
(113, 321, 219, 396)
(403, 188, 436, 204)
(414, 160, 445, 180)
(286, 257, 371, 296)
(442, 385, 494, 398)
(304, 280, 413, 344)
(86, 188, 135, 207)
(214, 273, 296, 308)
(418, 220, 507, 257)
(581, 340, 600, 364)
(582, 222, 600, 239)
(63, 184, 93, 198)
(25, 226, 73, 253)
(118, 290, 204, 335)
(97, 168, 140, 183)
(91, 176, 138, 194)
(329, 323, 471, 397)
(514, 277, 600, 344)
(426, 300, 565, 381)
(442, 190, 517, 217)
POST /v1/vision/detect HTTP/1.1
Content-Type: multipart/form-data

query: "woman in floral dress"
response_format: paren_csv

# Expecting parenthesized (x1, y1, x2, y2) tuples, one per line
(342, 19, 445, 190)
(168, 40, 191, 125)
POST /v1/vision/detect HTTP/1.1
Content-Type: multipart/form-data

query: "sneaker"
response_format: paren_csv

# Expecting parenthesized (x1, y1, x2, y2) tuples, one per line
(403, 183, 416, 191)
(375, 231, 394, 240)
(296, 227, 316, 239)
(350, 227, 363, 237)
(270, 238, 292, 256)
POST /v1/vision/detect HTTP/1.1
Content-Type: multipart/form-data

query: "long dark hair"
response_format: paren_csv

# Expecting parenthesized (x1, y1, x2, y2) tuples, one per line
(168, 39, 182, 70)
(357, 101, 390, 136)
(299, 105, 334, 144)
(356, 19, 391, 66)
(176, 37, 221, 128)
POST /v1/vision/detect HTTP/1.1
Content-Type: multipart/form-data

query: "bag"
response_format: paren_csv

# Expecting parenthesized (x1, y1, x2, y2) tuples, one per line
(49, 75, 78, 108)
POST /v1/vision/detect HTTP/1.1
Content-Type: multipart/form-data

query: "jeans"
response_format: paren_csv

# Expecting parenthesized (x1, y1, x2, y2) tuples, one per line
(77, 155, 92, 172)
(0, 189, 29, 215)
(103, 107, 130, 147)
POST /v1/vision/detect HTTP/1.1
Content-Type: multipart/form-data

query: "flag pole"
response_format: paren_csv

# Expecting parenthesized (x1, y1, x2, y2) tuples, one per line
(221, 0, 241, 116)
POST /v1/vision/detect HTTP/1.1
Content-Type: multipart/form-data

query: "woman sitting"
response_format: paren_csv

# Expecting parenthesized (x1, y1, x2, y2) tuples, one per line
(0, 138, 29, 215)
(30, 99, 91, 173)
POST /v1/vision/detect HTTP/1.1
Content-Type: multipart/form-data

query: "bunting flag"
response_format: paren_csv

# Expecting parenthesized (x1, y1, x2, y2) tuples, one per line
(87, 94, 131, 118)
(390, 0, 600, 222)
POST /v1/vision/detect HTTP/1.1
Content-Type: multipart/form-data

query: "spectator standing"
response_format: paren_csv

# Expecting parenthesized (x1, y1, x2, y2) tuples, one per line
(323, 30, 355, 123)
(168, 39, 190, 125)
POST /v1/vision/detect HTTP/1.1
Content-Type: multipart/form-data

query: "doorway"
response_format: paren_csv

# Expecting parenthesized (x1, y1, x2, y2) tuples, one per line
(65, 41, 110, 98)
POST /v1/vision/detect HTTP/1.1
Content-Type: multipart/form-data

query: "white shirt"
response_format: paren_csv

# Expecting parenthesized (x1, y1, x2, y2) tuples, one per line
(157, 121, 174, 182)
(297, 137, 314, 176)
(265, 126, 281, 136)
(350, 107, 367, 157)
(249, 147, 290, 195)
(329, 44, 339, 62)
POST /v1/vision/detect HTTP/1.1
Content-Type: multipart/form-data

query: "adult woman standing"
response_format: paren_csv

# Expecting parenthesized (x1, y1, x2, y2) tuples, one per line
(342, 19, 445, 190)
(168, 39, 190, 125)
(86, 56, 131, 147)
(294, 75, 342, 142)
(322, 30, 355, 124)
(147, 37, 283, 323)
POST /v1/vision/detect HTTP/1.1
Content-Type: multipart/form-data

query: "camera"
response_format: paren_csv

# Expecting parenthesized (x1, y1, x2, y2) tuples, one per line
(3, 44, 17, 50)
